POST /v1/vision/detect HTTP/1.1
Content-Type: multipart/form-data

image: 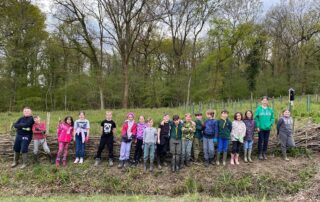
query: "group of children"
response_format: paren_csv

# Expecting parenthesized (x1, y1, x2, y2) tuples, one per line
(11, 97, 296, 172)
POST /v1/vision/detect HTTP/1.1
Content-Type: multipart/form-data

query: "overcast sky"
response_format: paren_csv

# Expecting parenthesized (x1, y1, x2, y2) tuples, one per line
(31, 0, 282, 31)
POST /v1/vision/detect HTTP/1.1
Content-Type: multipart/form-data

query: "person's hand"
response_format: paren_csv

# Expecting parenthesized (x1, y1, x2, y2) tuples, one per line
(157, 139, 160, 144)
(256, 128, 260, 132)
(85, 136, 89, 143)
(213, 138, 218, 143)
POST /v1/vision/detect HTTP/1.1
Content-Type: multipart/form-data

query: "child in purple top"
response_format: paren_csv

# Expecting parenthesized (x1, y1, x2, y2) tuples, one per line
(133, 115, 147, 166)
(243, 110, 256, 163)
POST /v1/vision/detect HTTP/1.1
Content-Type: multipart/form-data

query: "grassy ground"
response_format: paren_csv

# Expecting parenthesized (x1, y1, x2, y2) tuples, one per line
(1, 95, 320, 136)
(0, 150, 317, 201)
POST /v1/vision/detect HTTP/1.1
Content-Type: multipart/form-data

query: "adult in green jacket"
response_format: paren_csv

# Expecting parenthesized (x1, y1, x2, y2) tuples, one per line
(254, 96, 275, 160)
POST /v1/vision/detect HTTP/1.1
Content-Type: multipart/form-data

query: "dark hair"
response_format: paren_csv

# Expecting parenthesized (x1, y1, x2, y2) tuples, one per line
(64, 116, 74, 126)
(234, 112, 243, 120)
(261, 96, 269, 101)
(79, 111, 85, 116)
(221, 110, 229, 114)
(195, 112, 202, 116)
(173, 115, 180, 121)
(244, 110, 253, 120)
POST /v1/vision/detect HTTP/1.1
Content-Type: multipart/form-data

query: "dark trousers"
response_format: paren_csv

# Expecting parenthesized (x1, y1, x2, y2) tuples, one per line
(258, 130, 270, 154)
(231, 141, 241, 154)
(95, 135, 114, 160)
(134, 139, 143, 162)
(157, 143, 167, 163)
(14, 134, 32, 153)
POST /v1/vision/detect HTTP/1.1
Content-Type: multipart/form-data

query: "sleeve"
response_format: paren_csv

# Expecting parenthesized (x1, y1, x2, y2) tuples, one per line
(101, 121, 104, 127)
(14, 117, 32, 129)
(214, 121, 219, 137)
(270, 109, 275, 127)
(143, 129, 146, 142)
(86, 120, 90, 129)
(254, 108, 260, 129)
(57, 124, 62, 136)
(74, 120, 78, 130)
(196, 121, 203, 130)
(32, 124, 37, 133)
(277, 118, 283, 135)
(228, 120, 233, 131)
(41, 122, 46, 131)
(113, 121, 116, 129)
(121, 123, 127, 136)
(132, 123, 137, 136)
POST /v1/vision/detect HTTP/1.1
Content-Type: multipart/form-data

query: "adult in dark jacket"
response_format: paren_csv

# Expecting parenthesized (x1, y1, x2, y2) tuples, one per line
(11, 107, 35, 168)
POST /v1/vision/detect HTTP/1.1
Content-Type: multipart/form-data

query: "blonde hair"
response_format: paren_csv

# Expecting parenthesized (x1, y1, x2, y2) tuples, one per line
(206, 109, 215, 118)
(185, 113, 192, 118)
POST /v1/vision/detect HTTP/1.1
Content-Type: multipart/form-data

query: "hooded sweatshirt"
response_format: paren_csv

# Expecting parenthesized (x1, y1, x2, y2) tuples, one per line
(254, 106, 275, 131)
(231, 120, 246, 143)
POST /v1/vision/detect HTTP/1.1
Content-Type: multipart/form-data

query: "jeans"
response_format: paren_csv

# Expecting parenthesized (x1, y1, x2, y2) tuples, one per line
(134, 139, 143, 162)
(232, 141, 241, 154)
(181, 139, 193, 163)
(56, 142, 69, 161)
(33, 138, 50, 154)
(75, 134, 86, 158)
(203, 137, 214, 161)
(143, 143, 155, 162)
(279, 133, 295, 154)
(119, 141, 132, 161)
(217, 137, 229, 153)
(244, 140, 253, 150)
(95, 135, 114, 160)
(170, 138, 181, 166)
(258, 130, 270, 154)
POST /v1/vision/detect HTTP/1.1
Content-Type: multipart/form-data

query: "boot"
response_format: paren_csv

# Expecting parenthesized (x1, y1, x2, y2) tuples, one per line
(118, 160, 124, 169)
(33, 154, 39, 164)
(263, 152, 268, 160)
(282, 151, 289, 161)
(56, 159, 60, 168)
(20, 153, 28, 169)
(244, 149, 248, 163)
(11, 152, 20, 168)
(216, 152, 220, 166)
(144, 161, 147, 172)
(175, 156, 180, 172)
(157, 158, 162, 170)
(230, 154, 235, 165)
(149, 160, 154, 172)
(222, 152, 227, 166)
(124, 160, 129, 168)
(94, 158, 101, 166)
(47, 153, 55, 164)
(258, 153, 263, 160)
(248, 149, 253, 163)
(171, 158, 175, 172)
(204, 160, 209, 167)
(235, 154, 240, 165)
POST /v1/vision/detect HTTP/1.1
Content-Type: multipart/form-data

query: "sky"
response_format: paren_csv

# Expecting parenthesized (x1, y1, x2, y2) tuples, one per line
(31, 0, 282, 31)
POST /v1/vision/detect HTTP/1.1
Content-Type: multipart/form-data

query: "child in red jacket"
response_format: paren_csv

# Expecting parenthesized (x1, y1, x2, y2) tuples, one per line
(32, 115, 53, 164)
(118, 112, 137, 169)
(56, 116, 74, 167)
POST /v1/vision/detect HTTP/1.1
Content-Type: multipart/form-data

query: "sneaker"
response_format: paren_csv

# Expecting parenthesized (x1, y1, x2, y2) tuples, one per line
(74, 158, 79, 164)
(79, 158, 84, 164)
(94, 159, 101, 166)
(108, 159, 114, 167)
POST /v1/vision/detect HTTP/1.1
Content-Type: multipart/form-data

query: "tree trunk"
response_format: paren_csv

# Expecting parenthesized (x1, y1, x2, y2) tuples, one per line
(186, 75, 192, 107)
(122, 60, 129, 108)
(99, 86, 105, 110)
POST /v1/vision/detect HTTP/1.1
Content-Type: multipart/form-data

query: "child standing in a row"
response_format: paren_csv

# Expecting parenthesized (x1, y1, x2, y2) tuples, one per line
(134, 116, 147, 166)
(74, 111, 90, 164)
(216, 110, 232, 166)
(181, 113, 195, 168)
(243, 110, 256, 163)
(202, 110, 218, 167)
(143, 118, 157, 172)
(230, 112, 246, 165)
(118, 112, 137, 169)
(56, 116, 74, 167)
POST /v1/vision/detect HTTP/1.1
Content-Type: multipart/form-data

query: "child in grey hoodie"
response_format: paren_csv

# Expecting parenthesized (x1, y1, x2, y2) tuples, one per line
(143, 118, 158, 172)
(277, 109, 295, 161)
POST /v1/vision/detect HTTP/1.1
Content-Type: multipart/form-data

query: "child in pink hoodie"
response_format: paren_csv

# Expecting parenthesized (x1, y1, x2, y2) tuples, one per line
(56, 116, 74, 167)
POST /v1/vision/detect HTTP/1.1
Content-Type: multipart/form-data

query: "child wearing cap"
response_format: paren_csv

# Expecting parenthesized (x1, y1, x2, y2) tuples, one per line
(118, 112, 137, 169)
